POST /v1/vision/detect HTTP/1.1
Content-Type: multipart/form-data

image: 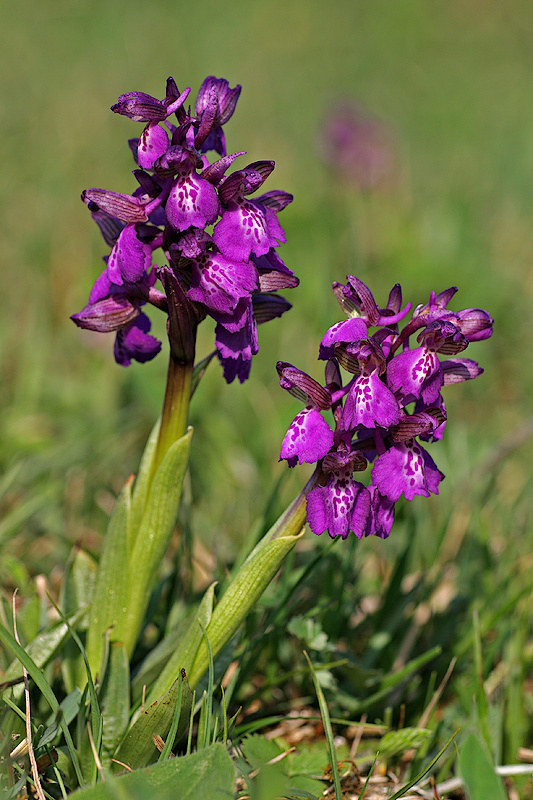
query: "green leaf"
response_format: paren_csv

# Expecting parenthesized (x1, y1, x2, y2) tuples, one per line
(86, 477, 133, 675)
(458, 732, 506, 800)
(146, 582, 216, 704)
(1, 608, 86, 701)
(69, 743, 234, 800)
(129, 417, 161, 541)
(121, 428, 193, 656)
(241, 734, 282, 771)
(190, 351, 216, 398)
(114, 670, 192, 770)
(100, 642, 130, 763)
(188, 532, 303, 688)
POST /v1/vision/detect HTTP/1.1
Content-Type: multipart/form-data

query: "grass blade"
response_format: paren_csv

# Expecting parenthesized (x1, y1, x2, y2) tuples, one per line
(303, 651, 341, 800)
(0, 622, 84, 786)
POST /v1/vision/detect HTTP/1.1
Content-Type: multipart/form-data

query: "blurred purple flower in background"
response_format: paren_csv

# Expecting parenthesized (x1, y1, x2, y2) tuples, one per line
(278, 277, 493, 540)
(72, 76, 297, 382)
(319, 101, 396, 191)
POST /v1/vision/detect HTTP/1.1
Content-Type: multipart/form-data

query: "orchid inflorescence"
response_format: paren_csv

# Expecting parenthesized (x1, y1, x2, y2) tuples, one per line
(72, 76, 297, 383)
(278, 276, 493, 540)
(71, 73, 494, 547)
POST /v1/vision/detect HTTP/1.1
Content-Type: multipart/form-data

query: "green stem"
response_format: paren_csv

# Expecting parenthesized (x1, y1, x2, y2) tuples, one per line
(152, 353, 193, 478)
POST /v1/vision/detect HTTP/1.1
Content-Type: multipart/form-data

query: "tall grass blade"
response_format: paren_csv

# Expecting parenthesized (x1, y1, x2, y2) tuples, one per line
(304, 651, 341, 800)
(0, 622, 84, 786)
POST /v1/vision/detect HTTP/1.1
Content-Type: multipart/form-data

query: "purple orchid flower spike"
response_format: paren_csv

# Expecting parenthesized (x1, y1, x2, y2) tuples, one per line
(73, 75, 297, 382)
(278, 276, 493, 541)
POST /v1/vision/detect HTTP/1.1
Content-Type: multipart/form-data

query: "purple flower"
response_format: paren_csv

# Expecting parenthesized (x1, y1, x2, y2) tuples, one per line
(73, 76, 296, 382)
(213, 162, 290, 262)
(107, 224, 153, 285)
(307, 471, 371, 539)
(114, 314, 162, 367)
(372, 440, 443, 502)
(319, 101, 396, 191)
(278, 276, 492, 541)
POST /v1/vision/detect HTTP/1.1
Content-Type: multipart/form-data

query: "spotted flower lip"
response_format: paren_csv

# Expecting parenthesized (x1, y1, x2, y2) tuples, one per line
(278, 275, 492, 540)
(74, 75, 296, 379)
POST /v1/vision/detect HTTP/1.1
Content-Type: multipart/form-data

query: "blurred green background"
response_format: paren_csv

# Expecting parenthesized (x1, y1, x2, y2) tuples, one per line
(1, 0, 531, 577)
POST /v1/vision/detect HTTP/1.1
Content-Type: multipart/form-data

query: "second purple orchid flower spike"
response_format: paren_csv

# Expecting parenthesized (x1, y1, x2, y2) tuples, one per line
(278, 276, 493, 541)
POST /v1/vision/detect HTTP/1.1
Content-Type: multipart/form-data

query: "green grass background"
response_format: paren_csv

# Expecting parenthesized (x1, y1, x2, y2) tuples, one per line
(2, 0, 531, 560)
(0, 0, 532, 765)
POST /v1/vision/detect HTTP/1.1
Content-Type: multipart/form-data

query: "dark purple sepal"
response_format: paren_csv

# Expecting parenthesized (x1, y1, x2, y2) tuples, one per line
(344, 276, 381, 325)
(111, 92, 167, 122)
(254, 190, 294, 212)
(252, 294, 292, 324)
(195, 76, 241, 126)
(441, 357, 483, 384)
(276, 362, 331, 409)
(202, 152, 246, 186)
(325, 359, 342, 394)
(390, 411, 441, 443)
(133, 169, 163, 197)
(71, 295, 140, 332)
(194, 85, 218, 150)
(386, 283, 403, 314)
(90, 209, 125, 247)
(454, 308, 493, 341)
(82, 189, 148, 223)
(114, 314, 162, 367)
